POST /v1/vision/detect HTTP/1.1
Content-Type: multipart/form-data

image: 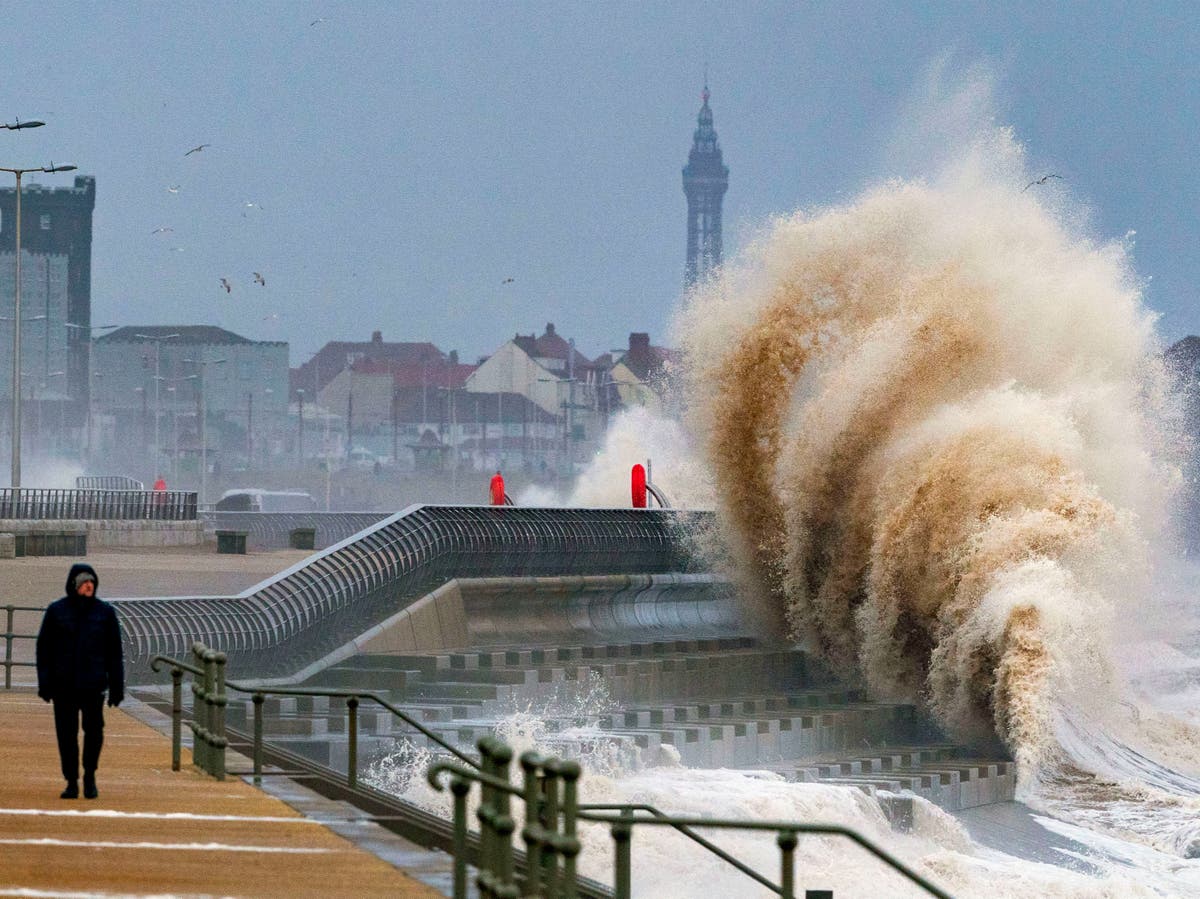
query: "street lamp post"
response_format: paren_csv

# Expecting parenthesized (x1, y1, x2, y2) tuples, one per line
(2, 162, 76, 489)
(166, 385, 177, 482)
(161, 374, 196, 485)
(41, 369, 65, 453)
(184, 356, 226, 506)
(86, 370, 101, 463)
(135, 333, 179, 479)
(65, 322, 120, 468)
(296, 388, 305, 466)
(263, 387, 275, 467)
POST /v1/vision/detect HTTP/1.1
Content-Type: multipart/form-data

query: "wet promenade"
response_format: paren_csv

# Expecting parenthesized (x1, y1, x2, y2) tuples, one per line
(0, 691, 441, 897)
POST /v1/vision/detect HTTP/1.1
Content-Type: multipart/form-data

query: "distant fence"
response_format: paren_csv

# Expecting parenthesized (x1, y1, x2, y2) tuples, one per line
(0, 488, 198, 521)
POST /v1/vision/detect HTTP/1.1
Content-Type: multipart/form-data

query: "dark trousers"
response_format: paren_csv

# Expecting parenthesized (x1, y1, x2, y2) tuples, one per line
(52, 692, 105, 782)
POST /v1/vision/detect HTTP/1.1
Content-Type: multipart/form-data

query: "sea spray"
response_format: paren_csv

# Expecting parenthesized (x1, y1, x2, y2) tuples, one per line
(676, 159, 1178, 788)
(363, 710, 1164, 897)
(515, 405, 716, 510)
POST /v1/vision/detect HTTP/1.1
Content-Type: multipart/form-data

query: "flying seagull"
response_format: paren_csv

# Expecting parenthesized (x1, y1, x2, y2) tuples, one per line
(166, 185, 180, 194)
(501, 277, 515, 285)
(253, 272, 266, 286)
(1023, 174, 1063, 191)
(219, 277, 232, 294)
(310, 17, 327, 26)
(150, 227, 174, 235)
(184, 144, 211, 157)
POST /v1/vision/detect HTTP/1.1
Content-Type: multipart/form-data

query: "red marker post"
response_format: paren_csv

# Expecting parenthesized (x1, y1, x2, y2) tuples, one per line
(490, 471, 506, 506)
(631, 463, 647, 508)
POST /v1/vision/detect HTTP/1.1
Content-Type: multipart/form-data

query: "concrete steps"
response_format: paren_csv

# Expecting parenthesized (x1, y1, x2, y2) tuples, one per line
(220, 634, 1013, 815)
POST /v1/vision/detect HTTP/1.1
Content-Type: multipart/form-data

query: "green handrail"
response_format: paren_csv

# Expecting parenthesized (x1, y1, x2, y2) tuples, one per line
(152, 648, 480, 788)
(2, 605, 43, 690)
(429, 754, 956, 899)
(574, 811, 953, 899)
(577, 803, 780, 895)
(154, 646, 953, 899)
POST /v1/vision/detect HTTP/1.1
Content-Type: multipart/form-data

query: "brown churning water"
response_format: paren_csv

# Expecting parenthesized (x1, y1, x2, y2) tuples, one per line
(677, 175, 1179, 778)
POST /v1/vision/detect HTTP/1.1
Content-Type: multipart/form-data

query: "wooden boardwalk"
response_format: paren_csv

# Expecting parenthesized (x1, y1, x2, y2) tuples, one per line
(0, 691, 440, 897)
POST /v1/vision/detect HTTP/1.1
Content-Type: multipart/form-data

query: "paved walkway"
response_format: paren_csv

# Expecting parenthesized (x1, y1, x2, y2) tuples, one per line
(0, 691, 440, 897)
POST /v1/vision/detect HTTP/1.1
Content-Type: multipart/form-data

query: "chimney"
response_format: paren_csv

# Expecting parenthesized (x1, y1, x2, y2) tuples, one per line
(629, 332, 651, 352)
(371, 330, 382, 343)
(449, 349, 459, 365)
(545, 323, 556, 336)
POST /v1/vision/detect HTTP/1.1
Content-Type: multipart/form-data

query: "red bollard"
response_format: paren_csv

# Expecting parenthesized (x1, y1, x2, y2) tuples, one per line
(490, 471, 506, 506)
(631, 464, 647, 508)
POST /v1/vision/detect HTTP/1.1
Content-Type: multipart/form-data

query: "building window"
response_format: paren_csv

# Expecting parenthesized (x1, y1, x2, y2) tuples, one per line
(40, 214, 50, 230)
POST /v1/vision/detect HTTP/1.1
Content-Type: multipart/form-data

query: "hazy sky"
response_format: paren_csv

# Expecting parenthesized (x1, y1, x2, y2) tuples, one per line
(3, 2, 1197, 363)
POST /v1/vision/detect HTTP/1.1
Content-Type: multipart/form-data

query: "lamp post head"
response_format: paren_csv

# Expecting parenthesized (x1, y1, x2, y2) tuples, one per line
(4, 120, 45, 130)
(42, 164, 76, 173)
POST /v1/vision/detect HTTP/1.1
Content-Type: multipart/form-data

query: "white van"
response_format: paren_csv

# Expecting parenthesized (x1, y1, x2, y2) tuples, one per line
(214, 489, 319, 512)
(347, 446, 379, 469)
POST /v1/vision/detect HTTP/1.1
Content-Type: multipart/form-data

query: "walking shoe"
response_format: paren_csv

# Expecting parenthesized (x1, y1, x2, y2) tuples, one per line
(83, 774, 98, 800)
(60, 782, 79, 799)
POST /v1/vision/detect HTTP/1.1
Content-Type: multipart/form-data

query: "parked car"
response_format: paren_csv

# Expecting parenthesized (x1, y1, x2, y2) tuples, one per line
(214, 489, 319, 512)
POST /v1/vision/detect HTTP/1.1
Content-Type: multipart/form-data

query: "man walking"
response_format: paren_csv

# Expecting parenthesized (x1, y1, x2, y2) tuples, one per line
(36, 563, 125, 799)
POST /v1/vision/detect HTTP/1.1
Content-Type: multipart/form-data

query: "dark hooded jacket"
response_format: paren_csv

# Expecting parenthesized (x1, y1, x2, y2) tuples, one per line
(36, 563, 125, 703)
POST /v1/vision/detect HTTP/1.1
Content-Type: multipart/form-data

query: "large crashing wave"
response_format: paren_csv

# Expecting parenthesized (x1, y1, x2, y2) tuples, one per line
(677, 168, 1181, 780)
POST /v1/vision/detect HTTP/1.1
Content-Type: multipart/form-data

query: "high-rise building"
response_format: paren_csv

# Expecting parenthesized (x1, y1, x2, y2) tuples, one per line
(0, 176, 96, 432)
(682, 84, 729, 288)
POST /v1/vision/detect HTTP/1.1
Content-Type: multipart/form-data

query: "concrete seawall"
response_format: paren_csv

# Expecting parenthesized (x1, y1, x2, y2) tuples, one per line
(0, 519, 206, 555)
(280, 573, 740, 685)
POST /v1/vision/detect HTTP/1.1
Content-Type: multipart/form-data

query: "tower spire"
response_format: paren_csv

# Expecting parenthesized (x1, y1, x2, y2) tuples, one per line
(682, 78, 728, 288)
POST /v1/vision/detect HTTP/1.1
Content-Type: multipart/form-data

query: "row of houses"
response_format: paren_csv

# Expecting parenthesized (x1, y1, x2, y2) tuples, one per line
(77, 322, 676, 477)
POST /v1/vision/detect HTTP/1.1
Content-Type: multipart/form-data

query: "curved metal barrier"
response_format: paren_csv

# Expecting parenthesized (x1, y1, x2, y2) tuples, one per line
(201, 511, 391, 551)
(113, 505, 713, 680)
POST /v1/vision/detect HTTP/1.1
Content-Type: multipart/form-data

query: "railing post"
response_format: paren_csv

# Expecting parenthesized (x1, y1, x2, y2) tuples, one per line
(202, 649, 217, 777)
(611, 807, 634, 899)
(252, 692, 265, 785)
(778, 829, 798, 899)
(492, 742, 517, 899)
(520, 753, 545, 898)
(477, 739, 497, 897)
(191, 644, 208, 773)
(212, 651, 227, 781)
(541, 760, 562, 896)
(346, 695, 359, 789)
(560, 760, 582, 899)
(450, 776, 471, 899)
(170, 668, 182, 771)
(4, 606, 14, 690)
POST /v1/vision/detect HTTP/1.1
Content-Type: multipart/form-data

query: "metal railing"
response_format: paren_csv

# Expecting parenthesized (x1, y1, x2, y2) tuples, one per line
(117, 505, 711, 679)
(150, 644, 951, 899)
(427, 739, 955, 899)
(150, 643, 481, 785)
(0, 488, 198, 520)
(2, 605, 40, 689)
